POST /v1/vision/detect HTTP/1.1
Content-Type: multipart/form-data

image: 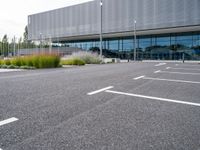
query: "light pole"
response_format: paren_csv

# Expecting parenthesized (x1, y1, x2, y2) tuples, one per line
(40, 33, 42, 53)
(134, 20, 137, 61)
(49, 35, 52, 54)
(13, 36, 16, 56)
(0, 38, 1, 57)
(100, 0, 103, 58)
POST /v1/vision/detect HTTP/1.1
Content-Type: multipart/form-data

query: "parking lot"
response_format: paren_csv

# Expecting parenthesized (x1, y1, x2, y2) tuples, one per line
(0, 62, 200, 150)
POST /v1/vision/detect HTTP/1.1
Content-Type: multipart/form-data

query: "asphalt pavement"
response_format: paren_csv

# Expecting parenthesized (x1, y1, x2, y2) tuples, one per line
(0, 62, 200, 150)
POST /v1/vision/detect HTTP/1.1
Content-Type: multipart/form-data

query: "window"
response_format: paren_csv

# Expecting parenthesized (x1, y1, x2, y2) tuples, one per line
(123, 39, 133, 51)
(109, 40, 118, 51)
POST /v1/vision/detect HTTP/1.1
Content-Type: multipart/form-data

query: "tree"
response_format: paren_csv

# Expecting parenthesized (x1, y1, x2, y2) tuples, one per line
(2, 34, 9, 56)
(23, 26, 28, 43)
(2, 34, 8, 43)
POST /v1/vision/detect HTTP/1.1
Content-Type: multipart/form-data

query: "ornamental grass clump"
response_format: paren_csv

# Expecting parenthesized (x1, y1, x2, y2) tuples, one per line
(9, 53, 60, 69)
(61, 58, 85, 66)
(4, 59, 11, 65)
(71, 51, 102, 64)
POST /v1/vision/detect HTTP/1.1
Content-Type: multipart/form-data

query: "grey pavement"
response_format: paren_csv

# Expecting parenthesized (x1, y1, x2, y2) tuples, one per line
(0, 62, 200, 150)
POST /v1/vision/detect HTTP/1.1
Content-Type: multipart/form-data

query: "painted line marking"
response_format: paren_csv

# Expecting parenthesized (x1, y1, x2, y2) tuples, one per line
(155, 63, 166, 66)
(134, 76, 145, 80)
(105, 90, 200, 107)
(178, 64, 200, 67)
(143, 77, 200, 84)
(169, 67, 200, 71)
(0, 117, 18, 127)
(154, 70, 161, 73)
(166, 67, 171, 69)
(175, 64, 179, 66)
(156, 70, 200, 75)
(87, 86, 114, 95)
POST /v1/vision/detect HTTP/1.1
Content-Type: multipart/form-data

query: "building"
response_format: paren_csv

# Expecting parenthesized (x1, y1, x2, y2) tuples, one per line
(28, 0, 200, 60)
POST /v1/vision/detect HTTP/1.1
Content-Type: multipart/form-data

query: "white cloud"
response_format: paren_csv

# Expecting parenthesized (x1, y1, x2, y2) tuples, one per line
(0, 0, 93, 39)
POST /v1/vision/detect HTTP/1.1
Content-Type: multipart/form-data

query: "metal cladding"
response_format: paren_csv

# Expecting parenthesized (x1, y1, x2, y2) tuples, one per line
(28, 0, 200, 41)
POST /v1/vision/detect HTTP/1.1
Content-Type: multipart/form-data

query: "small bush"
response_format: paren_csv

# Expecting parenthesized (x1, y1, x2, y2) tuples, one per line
(32, 55, 39, 68)
(7, 65, 16, 69)
(1, 65, 8, 68)
(11, 57, 22, 66)
(19, 66, 36, 70)
(14, 66, 20, 69)
(4, 59, 11, 65)
(61, 58, 85, 66)
(10, 53, 61, 69)
(70, 51, 102, 64)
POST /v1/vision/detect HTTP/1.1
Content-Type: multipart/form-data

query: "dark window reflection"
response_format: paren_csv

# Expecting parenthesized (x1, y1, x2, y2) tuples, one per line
(64, 32, 200, 60)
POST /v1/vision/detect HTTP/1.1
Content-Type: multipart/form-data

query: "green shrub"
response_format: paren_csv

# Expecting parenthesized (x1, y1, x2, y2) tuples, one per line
(0, 59, 2, 65)
(7, 65, 16, 69)
(37, 54, 60, 68)
(1, 65, 8, 68)
(10, 53, 61, 69)
(4, 59, 11, 65)
(61, 58, 85, 66)
(15, 66, 20, 69)
(70, 51, 102, 64)
(11, 57, 22, 66)
(31, 55, 39, 68)
(19, 66, 36, 70)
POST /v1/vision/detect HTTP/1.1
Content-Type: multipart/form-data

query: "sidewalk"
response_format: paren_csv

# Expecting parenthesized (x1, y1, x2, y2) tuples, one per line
(0, 69, 23, 73)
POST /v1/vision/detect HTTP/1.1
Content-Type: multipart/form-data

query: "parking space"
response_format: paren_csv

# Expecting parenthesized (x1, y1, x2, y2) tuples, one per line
(0, 62, 200, 149)
(85, 62, 200, 149)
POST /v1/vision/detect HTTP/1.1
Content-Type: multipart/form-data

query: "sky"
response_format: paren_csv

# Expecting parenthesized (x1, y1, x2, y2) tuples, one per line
(0, 0, 93, 40)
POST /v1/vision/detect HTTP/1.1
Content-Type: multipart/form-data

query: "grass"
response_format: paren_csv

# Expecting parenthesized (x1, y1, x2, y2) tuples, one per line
(71, 51, 102, 64)
(0, 53, 61, 69)
(4, 59, 11, 65)
(61, 58, 85, 66)
(0, 64, 35, 69)
(0, 51, 101, 69)
(61, 51, 102, 66)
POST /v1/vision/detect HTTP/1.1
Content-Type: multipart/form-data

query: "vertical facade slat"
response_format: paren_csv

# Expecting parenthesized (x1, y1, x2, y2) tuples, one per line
(28, 0, 200, 40)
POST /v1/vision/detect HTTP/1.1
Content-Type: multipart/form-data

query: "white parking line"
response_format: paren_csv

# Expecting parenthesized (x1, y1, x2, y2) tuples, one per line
(154, 70, 161, 73)
(168, 67, 200, 71)
(105, 90, 200, 107)
(87, 86, 114, 95)
(155, 70, 200, 75)
(134, 76, 145, 80)
(143, 77, 200, 84)
(0, 117, 18, 127)
(155, 63, 166, 66)
(166, 67, 171, 69)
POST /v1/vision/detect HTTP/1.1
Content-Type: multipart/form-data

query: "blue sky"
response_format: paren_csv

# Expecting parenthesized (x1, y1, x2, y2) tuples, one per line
(0, 0, 93, 40)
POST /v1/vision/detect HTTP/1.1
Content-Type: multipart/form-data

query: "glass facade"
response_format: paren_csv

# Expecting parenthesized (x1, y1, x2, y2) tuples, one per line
(61, 32, 200, 60)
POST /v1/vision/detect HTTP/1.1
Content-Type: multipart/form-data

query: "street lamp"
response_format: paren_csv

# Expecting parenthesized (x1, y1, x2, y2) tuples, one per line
(40, 33, 42, 53)
(13, 36, 16, 56)
(99, 0, 103, 58)
(49, 35, 52, 54)
(134, 20, 137, 61)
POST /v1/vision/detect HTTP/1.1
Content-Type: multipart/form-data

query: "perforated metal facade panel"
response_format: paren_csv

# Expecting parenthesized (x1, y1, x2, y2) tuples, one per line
(28, 0, 200, 40)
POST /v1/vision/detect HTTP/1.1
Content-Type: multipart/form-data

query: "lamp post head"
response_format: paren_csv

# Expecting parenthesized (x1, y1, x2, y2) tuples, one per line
(100, 0, 103, 6)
